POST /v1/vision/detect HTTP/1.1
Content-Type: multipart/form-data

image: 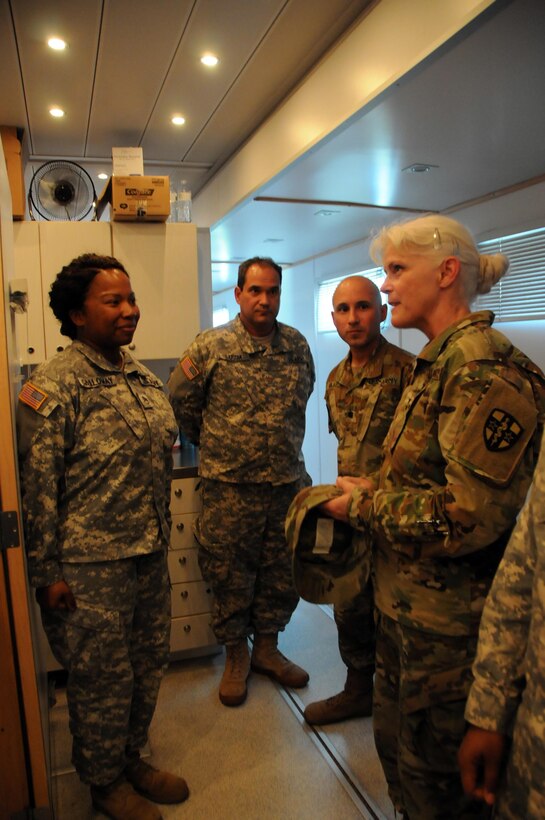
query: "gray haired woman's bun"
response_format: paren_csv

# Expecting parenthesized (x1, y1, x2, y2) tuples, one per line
(477, 253, 509, 295)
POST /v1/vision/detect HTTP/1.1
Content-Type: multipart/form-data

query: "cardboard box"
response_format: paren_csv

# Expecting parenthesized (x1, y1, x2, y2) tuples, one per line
(97, 175, 170, 222)
(0, 126, 26, 220)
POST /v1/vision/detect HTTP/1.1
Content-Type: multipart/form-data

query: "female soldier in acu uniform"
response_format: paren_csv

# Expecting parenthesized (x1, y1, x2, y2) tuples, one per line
(17, 254, 188, 820)
(320, 215, 545, 820)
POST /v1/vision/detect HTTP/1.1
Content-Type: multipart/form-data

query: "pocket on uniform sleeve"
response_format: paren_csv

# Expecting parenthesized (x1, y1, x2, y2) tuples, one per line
(448, 378, 537, 487)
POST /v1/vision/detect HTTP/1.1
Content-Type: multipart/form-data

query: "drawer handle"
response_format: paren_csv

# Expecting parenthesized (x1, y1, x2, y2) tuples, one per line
(184, 624, 191, 633)
(178, 556, 187, 566)
(176, 522, 184, 531)
(180, 590, 189, 599)
(174, 488, 183, 498)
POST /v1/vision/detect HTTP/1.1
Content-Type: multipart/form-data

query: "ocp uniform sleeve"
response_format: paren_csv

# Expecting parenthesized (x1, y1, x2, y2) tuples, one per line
(167, 336, 209, 445)
(350, 360, 540, 558)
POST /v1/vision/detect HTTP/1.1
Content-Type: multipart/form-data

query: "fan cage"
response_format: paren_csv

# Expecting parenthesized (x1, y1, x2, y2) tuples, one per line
(28, 160, 97, 221)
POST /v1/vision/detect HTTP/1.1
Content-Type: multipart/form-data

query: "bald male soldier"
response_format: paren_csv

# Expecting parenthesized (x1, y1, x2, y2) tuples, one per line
(304, 276, 413, 724)
(168, 257, 315, 707)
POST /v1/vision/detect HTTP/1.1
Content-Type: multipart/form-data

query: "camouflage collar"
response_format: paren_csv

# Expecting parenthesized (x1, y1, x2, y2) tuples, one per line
(417, 311, 495, 364)
(234, 312, 286, 353)
(336, 335, 388, 386)
(72, 340, 137, 373)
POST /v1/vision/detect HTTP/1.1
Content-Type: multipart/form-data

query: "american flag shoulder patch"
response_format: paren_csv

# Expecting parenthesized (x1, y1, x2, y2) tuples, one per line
(19, 381, 48, 411)
(181, 356, 200, 380)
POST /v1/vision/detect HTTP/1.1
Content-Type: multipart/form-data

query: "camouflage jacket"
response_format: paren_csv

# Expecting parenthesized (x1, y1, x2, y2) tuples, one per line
(346, 311, 545, 635)
(167, 314, 315, 484)
(465, 438, 545, 819)
(17, 341, 178, 588)
(326, 336, 414, 478)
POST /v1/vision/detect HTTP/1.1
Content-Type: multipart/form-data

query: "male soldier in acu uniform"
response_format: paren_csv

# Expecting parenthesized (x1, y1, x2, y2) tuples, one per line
(304, 276, 414, 725)
(168, 256, 315, 706)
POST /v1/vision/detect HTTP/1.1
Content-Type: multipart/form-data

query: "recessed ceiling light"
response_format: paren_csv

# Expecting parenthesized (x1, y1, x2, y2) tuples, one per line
(201, 53, 219, 67)
(49, 107, 65, 118)
(171, 115, 186, 126)
(402, 163, 438, 174)
(98, 172, 108, 180)
(48, 37, 66, 50)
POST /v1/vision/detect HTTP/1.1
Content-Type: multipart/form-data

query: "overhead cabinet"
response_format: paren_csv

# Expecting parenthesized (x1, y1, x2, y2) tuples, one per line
(12, 222, 202, 364)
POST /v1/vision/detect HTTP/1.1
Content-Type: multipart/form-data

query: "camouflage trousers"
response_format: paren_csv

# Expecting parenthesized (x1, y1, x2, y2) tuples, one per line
(195, 478, 303, 644)
(41, 550, 170, 787)
(373, 613, 487, 820)
(333, 576, 375, 673)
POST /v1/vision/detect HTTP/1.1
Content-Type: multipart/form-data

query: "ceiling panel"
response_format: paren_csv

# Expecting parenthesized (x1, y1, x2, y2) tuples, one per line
(140, 0, 289, 162)
(185, 0, 375, 168)
(11, 0, 103, 156)
(87, 0, 194, 157)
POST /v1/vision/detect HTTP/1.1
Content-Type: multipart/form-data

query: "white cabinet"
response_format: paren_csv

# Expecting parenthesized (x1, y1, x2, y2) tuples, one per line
(169, 476, 218, 658)
(111, 222, 200, 359)
(39, 222, 112, 358)
(13, 221, 206, 364)
(12, 222, 45, 365)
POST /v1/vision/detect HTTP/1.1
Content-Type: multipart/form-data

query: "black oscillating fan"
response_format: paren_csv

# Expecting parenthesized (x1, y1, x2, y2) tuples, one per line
(28, 160, 97, 221)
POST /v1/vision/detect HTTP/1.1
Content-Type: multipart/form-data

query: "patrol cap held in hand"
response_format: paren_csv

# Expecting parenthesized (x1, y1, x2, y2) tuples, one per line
(285, 484, 371, 606)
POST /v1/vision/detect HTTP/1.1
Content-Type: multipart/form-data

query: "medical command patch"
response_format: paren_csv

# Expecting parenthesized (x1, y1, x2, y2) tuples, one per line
(19, 381, 48, 411)
(181, 356, 200, 380)
(484, 409, 523, 451)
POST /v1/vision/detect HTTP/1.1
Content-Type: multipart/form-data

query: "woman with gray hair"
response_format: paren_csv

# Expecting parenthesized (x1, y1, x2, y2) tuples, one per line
(319, 214, 545, 819)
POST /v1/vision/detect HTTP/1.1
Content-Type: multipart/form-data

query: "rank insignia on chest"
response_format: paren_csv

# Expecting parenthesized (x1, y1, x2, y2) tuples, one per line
(180, 356, 200, 380)
(483, 409, 523, 451)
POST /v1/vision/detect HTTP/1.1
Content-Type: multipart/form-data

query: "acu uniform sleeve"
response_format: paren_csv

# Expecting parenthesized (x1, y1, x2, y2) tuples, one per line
(465, 443, 542, 733)
(167, 338, 208, 445)
(16, 380, 71, 588)
(350, 362, 539, 558)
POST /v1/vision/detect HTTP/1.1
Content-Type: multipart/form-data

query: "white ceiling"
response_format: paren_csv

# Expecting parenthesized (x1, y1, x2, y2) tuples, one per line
(1, 0, 545, 294)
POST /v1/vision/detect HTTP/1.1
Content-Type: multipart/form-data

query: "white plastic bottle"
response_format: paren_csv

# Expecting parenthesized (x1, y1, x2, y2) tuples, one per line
(177, 180, 192, 223)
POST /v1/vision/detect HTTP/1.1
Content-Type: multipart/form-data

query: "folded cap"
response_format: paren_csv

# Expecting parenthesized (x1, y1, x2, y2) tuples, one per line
(285, 484, 371, 605)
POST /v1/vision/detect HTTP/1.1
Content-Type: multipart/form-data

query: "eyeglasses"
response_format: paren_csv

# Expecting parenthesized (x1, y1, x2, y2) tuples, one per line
(433, 228, 441, 249)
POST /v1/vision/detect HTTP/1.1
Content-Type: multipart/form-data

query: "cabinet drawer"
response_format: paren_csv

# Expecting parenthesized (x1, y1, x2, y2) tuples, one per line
(171, 580, 213, 618)
(170, 478, 201, 514)
(170, 513, 199, 549)
(170, 613, 217, 652)
(167, 548, 202, 583)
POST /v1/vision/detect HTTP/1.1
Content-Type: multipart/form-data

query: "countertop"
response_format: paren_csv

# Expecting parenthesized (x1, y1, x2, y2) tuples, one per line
(172, 445, 199, 479)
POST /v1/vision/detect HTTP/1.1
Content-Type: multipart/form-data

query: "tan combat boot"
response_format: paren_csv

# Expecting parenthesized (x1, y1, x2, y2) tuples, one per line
(303, 667, 373, 725)
(219, 639, 251, 706)
(251, 632, 309, 688)
(90, 776, 162, 820)
(125, 754, 189, 804)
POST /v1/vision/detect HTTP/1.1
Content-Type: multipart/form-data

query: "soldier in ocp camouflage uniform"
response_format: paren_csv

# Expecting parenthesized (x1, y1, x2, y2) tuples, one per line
(320, 215, 545, 820)
(304, 275, 414, 725)
(168, 256, 315, 707)
(17, 254, 188, 820)
(459, 436, 545, 819)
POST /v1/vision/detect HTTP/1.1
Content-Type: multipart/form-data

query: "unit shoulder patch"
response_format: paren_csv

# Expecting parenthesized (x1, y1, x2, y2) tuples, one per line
(483, 409, 523, 452)
(18, 381, 48, 411)
(181, 356, 200, 380)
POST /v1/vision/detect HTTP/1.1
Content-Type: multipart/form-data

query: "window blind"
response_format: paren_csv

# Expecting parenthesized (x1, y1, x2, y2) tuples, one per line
(474, 227, 545, 321)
